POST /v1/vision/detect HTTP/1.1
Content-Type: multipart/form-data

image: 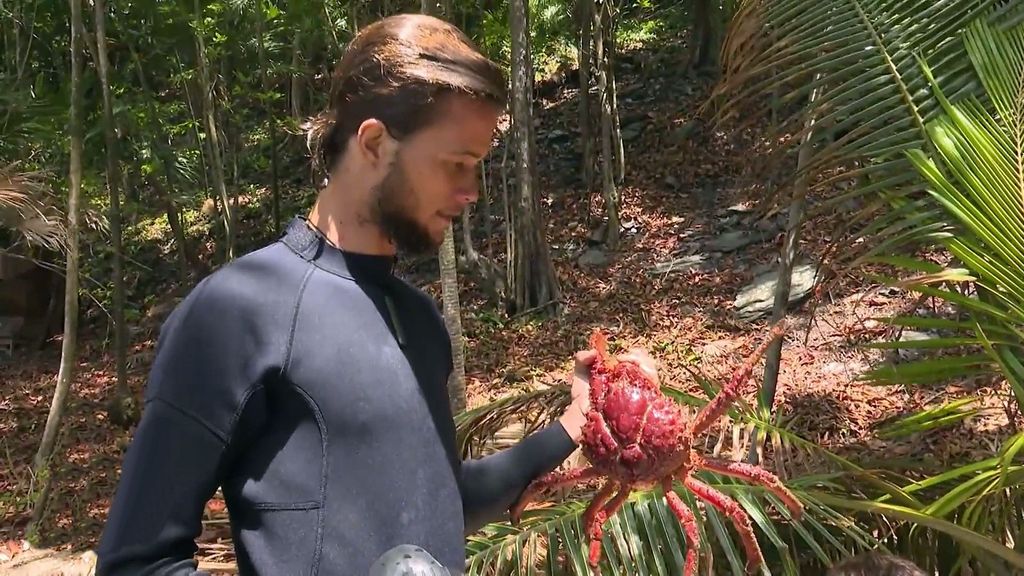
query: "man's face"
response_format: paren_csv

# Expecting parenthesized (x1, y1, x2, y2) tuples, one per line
(371, 94, 500, 255)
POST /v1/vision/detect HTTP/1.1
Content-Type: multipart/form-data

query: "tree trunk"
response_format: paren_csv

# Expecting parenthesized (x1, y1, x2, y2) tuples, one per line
(577, 0, 594, 192)
(256, 11, 284, 230)
(290, 30, 304, 121)
(593, 0, 619, 249)
(420, 0, 466, 413)
(508, 0, 561, 316)
(28, 0, 84, 540)
(461, 210, 478, 264)
(440, 226, 466, 413)
(480, 160, 493, 257)
(194, 0, 234, 260)
(93, 0, 133, 428)
(747, 74, 824, 465)
(604, 1, 624, 183)
(127, 39, 196, 282)
(688, 0, 721, 73)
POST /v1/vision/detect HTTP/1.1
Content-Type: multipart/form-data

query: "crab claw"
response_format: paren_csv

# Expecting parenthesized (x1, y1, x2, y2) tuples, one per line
(589, 329, 609, 356)
(589, 329, 618, 369)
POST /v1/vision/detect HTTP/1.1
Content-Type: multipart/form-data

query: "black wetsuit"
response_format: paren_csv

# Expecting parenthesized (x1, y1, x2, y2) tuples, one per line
(96, 217, 577, 575)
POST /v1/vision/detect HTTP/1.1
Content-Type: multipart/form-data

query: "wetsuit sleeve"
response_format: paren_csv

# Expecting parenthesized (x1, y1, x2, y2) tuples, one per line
(459, 421, 578, 533)
(96, 278, 269, 576)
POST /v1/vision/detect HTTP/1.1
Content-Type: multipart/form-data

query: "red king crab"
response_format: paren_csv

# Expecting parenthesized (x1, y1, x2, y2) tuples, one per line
(510, 324, 803, 575)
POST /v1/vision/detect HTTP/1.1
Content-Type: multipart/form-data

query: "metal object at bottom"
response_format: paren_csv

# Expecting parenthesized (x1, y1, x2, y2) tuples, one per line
(368, 544, 455, 576)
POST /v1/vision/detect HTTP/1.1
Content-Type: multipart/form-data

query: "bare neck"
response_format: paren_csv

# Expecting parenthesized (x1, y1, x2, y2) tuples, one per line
(306, 165, 396, 256)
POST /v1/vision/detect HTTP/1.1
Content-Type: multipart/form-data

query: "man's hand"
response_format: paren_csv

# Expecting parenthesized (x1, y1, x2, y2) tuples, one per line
(558, 345, 661, 444)
(617, 347, 660, 386)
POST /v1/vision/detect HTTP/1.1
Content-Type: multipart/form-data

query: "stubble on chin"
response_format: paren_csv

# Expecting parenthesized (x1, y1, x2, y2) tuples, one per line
(371, 178, 438, 256)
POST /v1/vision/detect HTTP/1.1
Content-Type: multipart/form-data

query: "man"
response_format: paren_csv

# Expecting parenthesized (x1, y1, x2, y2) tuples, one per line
(96, 13, 656, 576)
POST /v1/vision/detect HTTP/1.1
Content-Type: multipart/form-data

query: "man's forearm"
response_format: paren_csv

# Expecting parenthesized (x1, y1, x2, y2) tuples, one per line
(460, 419, 579, 533)
(557, 401, 588, 443)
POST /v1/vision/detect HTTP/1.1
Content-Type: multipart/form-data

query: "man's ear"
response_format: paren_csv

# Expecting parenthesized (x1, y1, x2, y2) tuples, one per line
(355, 118, 394, 168)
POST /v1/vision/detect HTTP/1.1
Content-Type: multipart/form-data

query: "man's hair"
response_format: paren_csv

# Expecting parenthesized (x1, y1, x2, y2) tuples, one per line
(307, 14, 507, 174)
(827, 551, 928, 576)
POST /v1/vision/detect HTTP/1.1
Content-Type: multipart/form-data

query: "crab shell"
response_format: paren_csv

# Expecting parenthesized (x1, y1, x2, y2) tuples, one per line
(580, 331, 693, 484)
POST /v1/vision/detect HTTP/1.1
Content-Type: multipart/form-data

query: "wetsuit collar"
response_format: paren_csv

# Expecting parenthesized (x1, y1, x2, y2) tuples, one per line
(281, 216, 397, 284)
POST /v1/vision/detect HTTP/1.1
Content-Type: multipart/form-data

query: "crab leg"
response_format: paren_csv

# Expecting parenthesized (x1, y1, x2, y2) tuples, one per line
(583, 481, 619, 569)
(689, 323, 785, 437)
(683, 474, 765, 575)
(662, 478, 701, 576)
(510, 466, 601, 525)
(602, 482, 633, 517)
(698, 457, 803, 519)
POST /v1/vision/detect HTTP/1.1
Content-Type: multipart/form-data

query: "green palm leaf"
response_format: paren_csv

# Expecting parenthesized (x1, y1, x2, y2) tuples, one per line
(710, 0, 1009, 271)
(840, 15, 1024, 571)
(859, 16, 1024, 398)
(465, 472, 884, 576)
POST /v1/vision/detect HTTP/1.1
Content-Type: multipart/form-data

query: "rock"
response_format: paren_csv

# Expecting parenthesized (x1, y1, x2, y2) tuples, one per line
(648, 254, 709, 275)
(619, 109, 648, 124)
(756, 215, 785, 232)
(621, 219, 640, 236)
(671, 120, 700, 143)
(733, 264, 818, 321)
(727, 202, 754, 214)
(749, 260, 778, 277)
(547, 129, 570, 143)
(621, 124, 644, 142)
(578, 248, 609, 267)
(718, 215, 740, 228)
(707, 229, 774, 253)
(1, 547, 98, 576)
(891, 330, 941, 361)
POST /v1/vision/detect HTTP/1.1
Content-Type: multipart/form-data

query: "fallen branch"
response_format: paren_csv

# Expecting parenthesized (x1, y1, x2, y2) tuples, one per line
(507, 298, 563, 322)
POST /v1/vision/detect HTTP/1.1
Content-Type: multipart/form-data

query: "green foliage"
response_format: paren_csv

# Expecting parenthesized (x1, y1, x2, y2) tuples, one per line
(860, 14, 1024, 409)
(711, 0, 1014, 271)
(853, 13, 1024, 573)
(475, 0, 576, 75)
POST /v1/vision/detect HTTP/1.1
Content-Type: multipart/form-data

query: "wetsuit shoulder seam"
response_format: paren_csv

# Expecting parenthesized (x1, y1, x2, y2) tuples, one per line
(148, 396, 229, 445)
(282, 263, 317, 377)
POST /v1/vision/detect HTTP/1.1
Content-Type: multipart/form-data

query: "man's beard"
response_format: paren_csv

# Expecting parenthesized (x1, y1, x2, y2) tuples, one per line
(370, 160, 440, 256)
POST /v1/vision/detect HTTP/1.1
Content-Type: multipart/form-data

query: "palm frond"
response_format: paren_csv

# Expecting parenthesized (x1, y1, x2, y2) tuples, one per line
(835, 16, 1024, 571)
(857, 16, 1024, 399)
(709, 0, 1009, 271)
(873, 397, 983, 440)
(466, 471, 886, 576)
(455, 385, 573, 459)
(457, 364, 1021, 574)
(0, 165, 66, 252)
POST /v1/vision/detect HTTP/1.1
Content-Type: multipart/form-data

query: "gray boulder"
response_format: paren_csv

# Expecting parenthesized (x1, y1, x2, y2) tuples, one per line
(734, 263, 819, 321)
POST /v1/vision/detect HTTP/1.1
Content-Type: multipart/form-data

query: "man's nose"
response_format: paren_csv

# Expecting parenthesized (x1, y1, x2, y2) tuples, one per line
(456, 182, 479, 205)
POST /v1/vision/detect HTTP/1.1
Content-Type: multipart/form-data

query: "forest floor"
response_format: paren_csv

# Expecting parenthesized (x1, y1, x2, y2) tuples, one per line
(1, 38, 1018, 575)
